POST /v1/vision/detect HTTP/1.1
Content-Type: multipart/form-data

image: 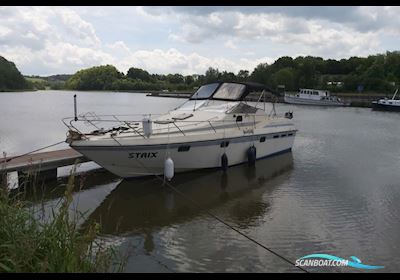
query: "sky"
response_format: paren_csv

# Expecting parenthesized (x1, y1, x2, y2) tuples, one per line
(1, 6, 399, 76)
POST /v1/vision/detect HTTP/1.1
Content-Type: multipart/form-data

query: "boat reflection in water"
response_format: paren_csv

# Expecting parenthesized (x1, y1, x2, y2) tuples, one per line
(84, 152, 294, 241)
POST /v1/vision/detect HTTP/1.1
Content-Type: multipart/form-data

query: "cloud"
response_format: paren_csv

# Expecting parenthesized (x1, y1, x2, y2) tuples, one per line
(156, 6, 400, 34)
(0, 6, 106, 74)
(0, 6, 397, 76)
(105, 46, 273, 75)
(224, 40, 237, 50)
(0, 7, 277, 76)
(164, 8, 386, 59)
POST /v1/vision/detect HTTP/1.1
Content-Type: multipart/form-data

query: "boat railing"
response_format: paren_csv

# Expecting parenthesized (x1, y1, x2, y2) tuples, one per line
(62, 112, 281, 141)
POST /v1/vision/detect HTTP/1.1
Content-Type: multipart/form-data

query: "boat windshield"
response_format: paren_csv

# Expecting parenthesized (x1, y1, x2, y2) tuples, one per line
(190, 83, 220, 100)
(212, 83, 246, 100)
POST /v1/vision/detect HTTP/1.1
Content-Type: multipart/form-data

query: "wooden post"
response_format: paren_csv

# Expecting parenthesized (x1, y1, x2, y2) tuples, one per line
(0, 172, 8, 189)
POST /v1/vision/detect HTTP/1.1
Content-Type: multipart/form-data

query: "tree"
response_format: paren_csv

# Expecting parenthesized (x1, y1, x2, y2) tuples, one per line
(204, 67, 220, 83)
(273, 56, 295, 71)
(184, 75, 194, 85)
(126, 67, 152, 82)
(65, 65, 123, 90)
(167, 73, 184, 84)
(237, 70, 249, 81)
(249, 63, 271, 85)
(270, 68, 295, 91)
(0, 56, 29, 91)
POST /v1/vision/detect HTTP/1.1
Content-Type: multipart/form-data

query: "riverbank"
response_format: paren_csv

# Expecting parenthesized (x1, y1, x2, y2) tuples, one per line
(1, 88, 391, 108)
(0, 89, 37, 93)
(146, 90, 390, 108)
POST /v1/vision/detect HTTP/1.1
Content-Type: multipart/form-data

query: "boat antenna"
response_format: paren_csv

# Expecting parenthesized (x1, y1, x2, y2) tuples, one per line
(263, 90, 266, 112)
(392, 88, 399, 100)
(74, 94, 78, 121)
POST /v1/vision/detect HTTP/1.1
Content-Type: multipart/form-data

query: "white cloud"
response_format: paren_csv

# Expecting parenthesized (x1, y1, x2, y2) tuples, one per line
(167, 10, 385, 60)
(224, 40, 237, 50)
(0, 6, 397, 76)
(107, 47, 271, 75)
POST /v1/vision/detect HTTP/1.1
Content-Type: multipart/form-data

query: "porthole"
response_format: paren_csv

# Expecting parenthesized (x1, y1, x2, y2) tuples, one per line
(220, 141, 230, 148)
(178, 145, 191, 152)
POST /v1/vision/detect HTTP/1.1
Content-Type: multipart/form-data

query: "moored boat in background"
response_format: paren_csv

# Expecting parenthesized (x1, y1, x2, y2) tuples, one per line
(284, 88, 348, 106)
(372, 88, 400, 111)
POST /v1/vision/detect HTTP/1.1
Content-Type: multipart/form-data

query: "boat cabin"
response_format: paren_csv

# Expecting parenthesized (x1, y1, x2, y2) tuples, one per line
(189, 81, 276, 101)
(299, 88, 330, 97)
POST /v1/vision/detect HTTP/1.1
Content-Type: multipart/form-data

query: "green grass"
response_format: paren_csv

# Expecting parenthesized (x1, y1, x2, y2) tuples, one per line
(0, 168, 126, 272)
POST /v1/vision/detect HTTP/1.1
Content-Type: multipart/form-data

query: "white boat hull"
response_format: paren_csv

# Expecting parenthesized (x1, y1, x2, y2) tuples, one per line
(72, 132, 296, 178)
(284, 95, 347, 106)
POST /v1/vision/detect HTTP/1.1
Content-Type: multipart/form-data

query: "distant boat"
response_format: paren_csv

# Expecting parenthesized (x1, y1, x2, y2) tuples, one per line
(372, 88, 400, 111)
(284, 88, 348, 106)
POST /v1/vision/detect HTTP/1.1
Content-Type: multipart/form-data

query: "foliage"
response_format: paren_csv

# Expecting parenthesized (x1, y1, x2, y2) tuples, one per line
(65, 65, 123, 90)
(0, 169, 125, 272)
(0, 56, 29, 91)
(3, 50, 400, 93)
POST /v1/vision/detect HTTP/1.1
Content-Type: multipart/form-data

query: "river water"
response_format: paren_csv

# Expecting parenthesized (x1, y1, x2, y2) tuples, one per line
(1, 90, 400, 272)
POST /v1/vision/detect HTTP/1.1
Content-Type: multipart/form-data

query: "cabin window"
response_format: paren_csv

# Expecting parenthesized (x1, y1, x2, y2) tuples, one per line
(260, 136, 266, 143)
(236, 115, 243, 122)
(273, 135, 279, 139)
(281, 134, 287, 138)
(178, 145, 191, 152)
(220, 141, 230, 148)
(190, 83, 219, 99)
(212, 83, 246, 100)
(288, 133, 294, 136)
(389, 102, 393, 104)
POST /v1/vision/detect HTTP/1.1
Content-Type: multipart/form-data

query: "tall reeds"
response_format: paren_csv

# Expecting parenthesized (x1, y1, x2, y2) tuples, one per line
(0, 166, 126, 272)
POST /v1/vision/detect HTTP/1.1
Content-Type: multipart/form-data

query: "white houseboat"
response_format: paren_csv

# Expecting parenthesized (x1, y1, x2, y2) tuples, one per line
(284, 88, 348, 106)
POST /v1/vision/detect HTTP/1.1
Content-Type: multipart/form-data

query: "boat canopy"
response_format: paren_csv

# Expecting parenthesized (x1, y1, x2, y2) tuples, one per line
(189, 81, 276, 101)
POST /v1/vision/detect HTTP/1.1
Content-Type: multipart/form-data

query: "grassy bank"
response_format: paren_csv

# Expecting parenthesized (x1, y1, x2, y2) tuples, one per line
(0, 169, 125, 272)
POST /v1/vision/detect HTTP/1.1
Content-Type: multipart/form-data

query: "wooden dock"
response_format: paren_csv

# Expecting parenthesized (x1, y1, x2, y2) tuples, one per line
(0, 149, 90, 185)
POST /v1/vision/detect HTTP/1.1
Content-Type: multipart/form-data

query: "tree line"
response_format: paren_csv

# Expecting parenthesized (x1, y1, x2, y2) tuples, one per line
(65, 51, 400, 93)
(1, 51, 400, 93)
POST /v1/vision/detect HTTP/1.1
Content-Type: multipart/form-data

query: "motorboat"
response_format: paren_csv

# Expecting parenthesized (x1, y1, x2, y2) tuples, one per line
(63, 82, 297, 179)
(372, 88, 400, 111)
(284, 88, 348, 106)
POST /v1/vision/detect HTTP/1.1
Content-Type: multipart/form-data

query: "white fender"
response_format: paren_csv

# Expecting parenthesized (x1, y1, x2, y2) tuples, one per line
(164, 157, 174, 181)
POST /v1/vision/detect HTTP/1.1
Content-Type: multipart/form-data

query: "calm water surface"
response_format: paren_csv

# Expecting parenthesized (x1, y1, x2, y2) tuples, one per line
(1, 90, 400, 272)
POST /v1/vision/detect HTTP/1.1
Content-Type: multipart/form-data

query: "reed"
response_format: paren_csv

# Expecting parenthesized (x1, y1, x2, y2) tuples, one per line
(0, 167, 126, 273)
